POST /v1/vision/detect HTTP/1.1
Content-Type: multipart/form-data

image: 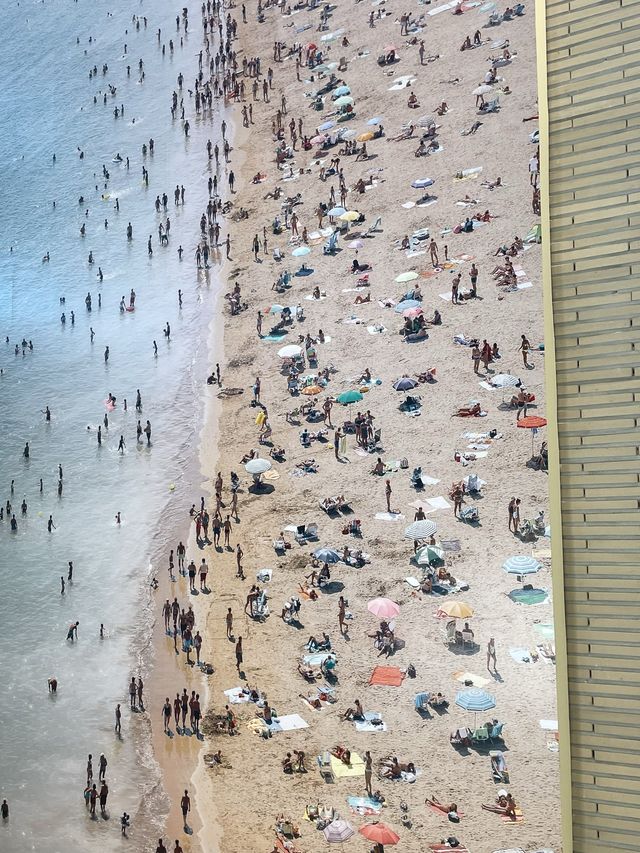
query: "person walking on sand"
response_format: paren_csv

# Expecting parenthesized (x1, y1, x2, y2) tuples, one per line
(364, 750, 373, 796)
(519, 333, 531, 368)
(338, 596, 347, 634)
(226, 607, 234, 639)
(334, 427, 342, 461)
(429, 239, 439, 267)
(235, 636, 243, 671)
(129, 676, 137, 709)
(162, 697, 172, 733)
(236, 543, 244, 578)
(385, 479, 392, 513)
(508, 497, 516, 532)
(180, 790, 190, 828)
(487, 637, 497, 671)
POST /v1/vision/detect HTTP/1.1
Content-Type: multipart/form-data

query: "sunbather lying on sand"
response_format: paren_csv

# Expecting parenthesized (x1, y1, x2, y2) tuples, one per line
(388, 125, 415, 142)
(453, 402, 482, 417)
(331, 745, 352, 764)
(297, 663, 319, 681)
(426, 796, 460, 821)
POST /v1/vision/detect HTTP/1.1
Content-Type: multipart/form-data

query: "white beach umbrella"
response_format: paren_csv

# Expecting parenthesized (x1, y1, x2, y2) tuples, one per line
(277, 344, 303, 359)
(473, 84, 493, 96)
(490, 374, 521, 388)
(245, 458, 272, 475)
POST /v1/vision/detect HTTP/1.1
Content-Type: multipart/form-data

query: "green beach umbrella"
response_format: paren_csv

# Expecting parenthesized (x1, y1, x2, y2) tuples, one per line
(336, 390, 364, 405)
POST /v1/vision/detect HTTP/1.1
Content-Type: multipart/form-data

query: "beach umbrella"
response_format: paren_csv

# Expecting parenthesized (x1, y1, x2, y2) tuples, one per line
(404, 519, 437, 540)
(317, 120, 336, 132)
(339, 129, 357, 140)
(356, 130, 374, 142)
(333, 85, 351, 97)
(340, 210, 360, 222)
(323, 819, 355, 843)
(367, 597, 400, 619)
(502, 555, 542, 575)
(517, 415, 547, 455)
(367, 116, 383, 125)
(455, 687, 496, 726)
(311, 133, 328, 145)
(336, 390, 364, 405)
(334, 95, 355, 107)
(403, 307, 423, 319)
(415, 544, 445, 565)
(395, 271, 419, 283)
(438, 600, 474, 619)
(394, 299, 421, 313)
(245, 458, 272, 475)
(411, 177, 434, 189)
(348, 239, 364, 250)
(417, 115, 435, 127)
(490, 373, 520, 388)
(328, 206, 346, 217)
(473, 83, 493, 96)
(307, 42, 317, 50)
(269, 304, 286, 314)
(393, 377, 418, 391)
(314, 547, 341, 564)
(301, 385, 322, 396)
(358, 822, 400, 846)
(292, 246, 311, 257)
(277, 344, 302, 359)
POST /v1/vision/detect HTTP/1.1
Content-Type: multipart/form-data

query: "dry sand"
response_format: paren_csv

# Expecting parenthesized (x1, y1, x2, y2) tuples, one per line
(149, 1, 559, 852)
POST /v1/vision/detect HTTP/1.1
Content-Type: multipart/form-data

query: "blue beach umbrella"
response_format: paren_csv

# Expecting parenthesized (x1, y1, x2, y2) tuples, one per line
(367, 116, 383, 126)
(502, 555, 541, 575)
(318, 120, 336, 132)
(313, 547, 341, 564)
(292, 246, 311, 257)
(336, 390, 364, 405)
(333, 85, 351, 97)
(328, 206, 346, 217)
(455, 688, 496, 725)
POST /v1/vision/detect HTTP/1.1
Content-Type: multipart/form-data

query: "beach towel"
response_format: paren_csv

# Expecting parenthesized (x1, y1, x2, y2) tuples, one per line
(330, 752, 365, 779)
(355, 712, 387, 732)
(539, 719, 558, 731)
(369, 666, 405, 687)
(501, 809, 524, 824)
(508, 648, 532, 663)
(429, 844, 470, 852)
(453, 670, 490, 688)
(440, 539, 461, 552)
(405, 576, 421, 589)
(224, 687, 252, 704)
(347, 796, 382, 816)
(375, 512, 405, 521)
(425, 496, 452, 511)
(267, 714, 309, 733)
(367, 325, 387, 334)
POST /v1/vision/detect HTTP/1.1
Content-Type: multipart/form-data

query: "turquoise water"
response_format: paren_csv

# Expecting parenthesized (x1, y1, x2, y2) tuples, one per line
(0, 2, 220, 849)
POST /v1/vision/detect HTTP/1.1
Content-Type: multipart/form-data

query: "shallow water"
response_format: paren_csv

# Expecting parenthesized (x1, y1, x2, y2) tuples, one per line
(0, 2, 221, 849)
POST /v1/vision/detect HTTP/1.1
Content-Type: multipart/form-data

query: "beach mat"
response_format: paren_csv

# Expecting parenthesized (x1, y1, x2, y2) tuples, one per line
(453, 670, 490, 688)
(430, 845, 470, 853)
(223, 687, 251, 704)
(267, 714, 309, 733)
(369, 666, 405, 687)
(330, 753, 365, 778)
(348, 796, 382, 815)
(355, 712, 387, 732)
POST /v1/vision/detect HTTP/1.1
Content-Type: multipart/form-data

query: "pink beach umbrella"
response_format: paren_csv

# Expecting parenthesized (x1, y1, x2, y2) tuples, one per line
(367, 598, 400, 619)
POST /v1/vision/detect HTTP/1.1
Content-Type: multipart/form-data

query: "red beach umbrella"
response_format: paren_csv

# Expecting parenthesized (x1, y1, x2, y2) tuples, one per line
(517, 415, 548, 456)
(358, 822, 400, 846)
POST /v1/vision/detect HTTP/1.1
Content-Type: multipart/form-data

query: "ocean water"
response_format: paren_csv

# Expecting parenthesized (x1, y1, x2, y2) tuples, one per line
(0, 1, 220, 850)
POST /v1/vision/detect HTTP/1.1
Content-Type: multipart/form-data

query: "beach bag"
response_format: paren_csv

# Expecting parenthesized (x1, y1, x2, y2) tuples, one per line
(400, 457, 409, 468)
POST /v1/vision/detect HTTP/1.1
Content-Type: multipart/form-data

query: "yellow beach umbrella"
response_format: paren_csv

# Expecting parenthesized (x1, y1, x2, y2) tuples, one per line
(340, 210, 360, 222)
(439, 600, 474, 619)
(357, 131, 374, 142)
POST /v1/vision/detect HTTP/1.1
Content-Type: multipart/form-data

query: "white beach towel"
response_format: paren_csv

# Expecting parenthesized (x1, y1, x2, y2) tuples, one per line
(267, 714, 309, 732)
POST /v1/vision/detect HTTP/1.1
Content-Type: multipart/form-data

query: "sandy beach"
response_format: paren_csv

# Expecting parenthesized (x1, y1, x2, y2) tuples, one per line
(147, 1, 558, 852)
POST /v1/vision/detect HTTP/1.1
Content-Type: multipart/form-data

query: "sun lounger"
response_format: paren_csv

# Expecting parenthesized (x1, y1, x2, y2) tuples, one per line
(323, 231, 339, 254)
(362, 216, 382, 237)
